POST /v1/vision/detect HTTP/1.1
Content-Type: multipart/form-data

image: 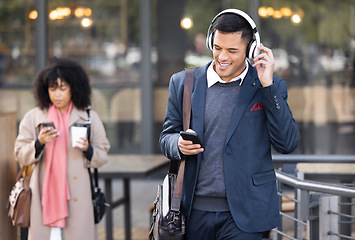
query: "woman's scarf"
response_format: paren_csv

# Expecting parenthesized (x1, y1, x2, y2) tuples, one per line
(42, 102, 73, 228)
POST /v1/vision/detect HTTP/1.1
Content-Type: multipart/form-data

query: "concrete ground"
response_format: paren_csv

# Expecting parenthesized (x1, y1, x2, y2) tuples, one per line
(96, 178, 295, 240)
(96, 162, 355, 240)
(97, 177, 163, 240)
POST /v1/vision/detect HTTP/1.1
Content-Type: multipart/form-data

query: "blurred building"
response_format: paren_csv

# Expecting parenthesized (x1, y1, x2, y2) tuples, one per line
(0, 0, 354, 155)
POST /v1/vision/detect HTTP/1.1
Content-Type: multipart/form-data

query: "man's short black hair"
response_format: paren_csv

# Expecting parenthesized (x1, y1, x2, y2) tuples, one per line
(33, 57, 91, 110)
(213, 13, 254, 43)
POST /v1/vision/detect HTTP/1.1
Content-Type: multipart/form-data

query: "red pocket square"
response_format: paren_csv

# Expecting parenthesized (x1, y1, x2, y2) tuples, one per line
(250, 102, 264, 111)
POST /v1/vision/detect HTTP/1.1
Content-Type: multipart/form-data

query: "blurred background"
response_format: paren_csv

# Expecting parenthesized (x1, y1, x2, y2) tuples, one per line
(0, 0, 354, 155)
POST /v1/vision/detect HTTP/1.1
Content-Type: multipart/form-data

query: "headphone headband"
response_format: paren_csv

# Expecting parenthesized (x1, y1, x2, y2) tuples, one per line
(206, 8, 260, 58)
(210, 9, 257, 29)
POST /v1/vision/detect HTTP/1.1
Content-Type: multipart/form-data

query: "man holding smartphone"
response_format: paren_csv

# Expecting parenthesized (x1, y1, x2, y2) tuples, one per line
(159, 9, 300, 240)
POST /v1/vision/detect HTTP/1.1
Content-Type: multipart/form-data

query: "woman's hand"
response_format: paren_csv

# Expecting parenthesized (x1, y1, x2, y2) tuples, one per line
(74, 137, 89, 152)
(178, 129, 204, 156)
(38, 127, 59, 145)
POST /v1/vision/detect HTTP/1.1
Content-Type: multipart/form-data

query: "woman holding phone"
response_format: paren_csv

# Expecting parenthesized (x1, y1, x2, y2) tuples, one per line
(14, 57, 110, 240)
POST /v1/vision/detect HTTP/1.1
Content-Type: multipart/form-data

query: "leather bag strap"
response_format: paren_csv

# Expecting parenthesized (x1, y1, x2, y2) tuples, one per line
(16, 165, 33, 186)
(183, 68, 194, 132)
(86, 109, 99, 198)
(171, 68, 194, 212)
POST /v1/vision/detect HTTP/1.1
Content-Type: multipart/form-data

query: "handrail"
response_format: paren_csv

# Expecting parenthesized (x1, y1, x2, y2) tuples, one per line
(275, 170, 355, 198)
(272, 154, 355, 163)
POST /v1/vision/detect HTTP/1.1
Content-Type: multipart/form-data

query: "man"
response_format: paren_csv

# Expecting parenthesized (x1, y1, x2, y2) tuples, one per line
(159, 9, 300, 240)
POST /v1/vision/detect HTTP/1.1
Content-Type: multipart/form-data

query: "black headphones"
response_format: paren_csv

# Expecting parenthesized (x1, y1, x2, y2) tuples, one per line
(206, 9, 261, 59)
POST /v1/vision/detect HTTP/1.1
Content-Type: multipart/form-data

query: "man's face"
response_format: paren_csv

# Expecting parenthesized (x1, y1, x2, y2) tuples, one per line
(212, 30, 248, 82)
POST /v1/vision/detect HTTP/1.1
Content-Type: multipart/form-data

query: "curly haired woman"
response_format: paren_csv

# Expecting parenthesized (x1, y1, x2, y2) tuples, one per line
(14, 57, 110, 240)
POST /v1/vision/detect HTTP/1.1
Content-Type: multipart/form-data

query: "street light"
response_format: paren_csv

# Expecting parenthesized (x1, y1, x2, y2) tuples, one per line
(81, 18, 93, 28)
(273, 10, 282, 19)
(49, 7, 71, 20)
(281, 7, 292, 17)
(181, 17, 193, 30)
(291, 14, 301, 24)
(29, 10, 38, 20)
(258, 6, 303, 25)
(258, 7, 268, 18)
(266, 7, 275, 17)
(75, 7, 92, 18)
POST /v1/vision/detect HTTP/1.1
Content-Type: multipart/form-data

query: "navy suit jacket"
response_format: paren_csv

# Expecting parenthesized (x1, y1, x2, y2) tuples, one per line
(159, 62, 300, 233)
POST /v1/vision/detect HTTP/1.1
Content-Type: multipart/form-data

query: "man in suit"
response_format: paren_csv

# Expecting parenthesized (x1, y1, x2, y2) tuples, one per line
(158, 9, 300, 240)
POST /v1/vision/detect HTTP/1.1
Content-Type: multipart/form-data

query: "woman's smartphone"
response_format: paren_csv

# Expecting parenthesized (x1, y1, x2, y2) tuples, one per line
(42, 121, 55, 129)
(180, 131, 202, 145)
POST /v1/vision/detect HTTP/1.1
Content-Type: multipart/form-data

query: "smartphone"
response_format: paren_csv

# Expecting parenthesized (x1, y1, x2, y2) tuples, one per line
(180, 131, 202, 145)
(42, 121, 55, 129)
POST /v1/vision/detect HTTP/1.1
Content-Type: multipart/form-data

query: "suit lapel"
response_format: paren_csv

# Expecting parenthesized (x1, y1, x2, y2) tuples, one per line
(189, 64, 208, 167)
(191, 64, 208, 147)
(225, 65, 260, 144)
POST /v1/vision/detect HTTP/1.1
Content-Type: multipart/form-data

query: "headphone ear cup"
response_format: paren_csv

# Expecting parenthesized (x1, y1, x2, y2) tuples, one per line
(210, 32, 214, 50)
(207, 32, 214, 50)
(248, 40, 257, 59)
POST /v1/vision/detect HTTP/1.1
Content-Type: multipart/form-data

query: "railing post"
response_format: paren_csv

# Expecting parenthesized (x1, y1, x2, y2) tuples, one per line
(319, 195, 338, 240)
(297, 188, 309, 239)
(272, 228, 277, 240)
(296, 171, 308, 240)
(276, 177, 283, 240)
(309, 193, 322, 240)
(339, 195, 352, 236)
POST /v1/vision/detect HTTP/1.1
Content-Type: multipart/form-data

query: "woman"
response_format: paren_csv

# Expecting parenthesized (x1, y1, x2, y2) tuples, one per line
(14, 57, 110, 240)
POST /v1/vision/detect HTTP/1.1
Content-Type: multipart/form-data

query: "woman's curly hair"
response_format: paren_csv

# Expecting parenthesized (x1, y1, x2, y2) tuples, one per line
(33, 57, 91, 110)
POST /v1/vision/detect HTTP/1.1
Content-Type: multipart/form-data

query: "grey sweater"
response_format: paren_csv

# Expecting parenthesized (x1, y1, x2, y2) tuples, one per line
(194, 80, 241, 212)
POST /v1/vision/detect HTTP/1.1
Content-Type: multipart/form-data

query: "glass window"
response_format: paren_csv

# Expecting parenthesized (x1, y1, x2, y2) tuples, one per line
(0, 0, 354, 155)
(45, 1, 141, 153)
(0, 1, 36, 86)
(254, 1, 355, 154)
(182, 0, 355, 154)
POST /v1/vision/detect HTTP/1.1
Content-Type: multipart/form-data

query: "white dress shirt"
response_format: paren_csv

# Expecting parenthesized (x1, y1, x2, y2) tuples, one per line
(207, 60, 249, 88)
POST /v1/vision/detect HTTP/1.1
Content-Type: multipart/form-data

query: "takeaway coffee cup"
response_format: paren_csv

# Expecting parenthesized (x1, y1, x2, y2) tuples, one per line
(71, 124, 87, 148)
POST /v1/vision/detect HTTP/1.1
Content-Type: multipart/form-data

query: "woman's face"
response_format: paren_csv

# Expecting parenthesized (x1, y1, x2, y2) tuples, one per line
(48, 78, 72, 113)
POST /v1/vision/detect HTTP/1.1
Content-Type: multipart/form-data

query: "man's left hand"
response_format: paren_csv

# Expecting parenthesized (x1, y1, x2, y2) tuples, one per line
(252, 43, 275, 87)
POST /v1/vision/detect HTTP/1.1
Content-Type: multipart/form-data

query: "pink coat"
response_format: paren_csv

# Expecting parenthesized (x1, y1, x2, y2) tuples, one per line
(14, 107, 110, 240)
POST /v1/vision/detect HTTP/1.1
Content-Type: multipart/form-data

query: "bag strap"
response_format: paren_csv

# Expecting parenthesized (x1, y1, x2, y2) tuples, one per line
(183, 68, 194, 132)
(86, 109, 99, 197)
(16, 165, 33, 187)
(16, 166, 27, 181)
(171, 68, 194, 212)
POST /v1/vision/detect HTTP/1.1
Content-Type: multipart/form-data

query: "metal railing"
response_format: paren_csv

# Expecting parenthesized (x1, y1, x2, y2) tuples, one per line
(276, 171, 355, 198)
(272, 155, 355, 240)
(273, 155, 355, 164)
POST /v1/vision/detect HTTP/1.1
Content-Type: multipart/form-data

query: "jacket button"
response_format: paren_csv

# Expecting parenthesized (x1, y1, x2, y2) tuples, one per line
(74, 198, 78, 202)
(73, 176, 77, 180)
(73, 155, 76, 159)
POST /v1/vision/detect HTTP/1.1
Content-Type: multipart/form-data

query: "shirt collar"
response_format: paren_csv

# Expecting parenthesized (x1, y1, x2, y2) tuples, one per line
(207, 60, 249, 88)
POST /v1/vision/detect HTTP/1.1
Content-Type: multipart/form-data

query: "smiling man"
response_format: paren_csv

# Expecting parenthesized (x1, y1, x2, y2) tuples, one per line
(159, 9, 300, 240)
(213, 31, 248, 82)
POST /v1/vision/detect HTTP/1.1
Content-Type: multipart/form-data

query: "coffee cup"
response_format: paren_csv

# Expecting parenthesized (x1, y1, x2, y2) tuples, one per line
(71, 125, 87, 148)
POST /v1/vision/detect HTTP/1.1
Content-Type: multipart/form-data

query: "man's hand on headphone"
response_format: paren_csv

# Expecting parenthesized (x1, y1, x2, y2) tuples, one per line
(252, 43, 275, 87)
